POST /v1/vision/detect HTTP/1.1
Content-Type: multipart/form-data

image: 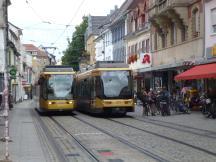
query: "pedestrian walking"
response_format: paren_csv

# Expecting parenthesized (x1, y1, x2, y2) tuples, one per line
(141, 88, 149, 116)
(158, 86, 171, 116)
(148, 88, 157, 116)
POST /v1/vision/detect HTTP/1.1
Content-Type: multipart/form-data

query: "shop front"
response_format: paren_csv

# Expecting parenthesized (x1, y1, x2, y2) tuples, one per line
(175, 63, 216, 98)
(129, 52, 152, 93)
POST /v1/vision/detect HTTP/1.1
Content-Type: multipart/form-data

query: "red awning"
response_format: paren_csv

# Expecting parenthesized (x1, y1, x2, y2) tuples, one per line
(175, 63, 216, 81)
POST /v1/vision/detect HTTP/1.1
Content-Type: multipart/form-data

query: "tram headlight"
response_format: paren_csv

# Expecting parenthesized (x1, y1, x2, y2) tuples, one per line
(48, 102, 52, 105)
(69, 101, 73, 104)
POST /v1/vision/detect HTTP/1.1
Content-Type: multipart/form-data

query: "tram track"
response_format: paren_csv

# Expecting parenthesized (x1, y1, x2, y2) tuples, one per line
(34, 109, 100, 162)
(72, 115, 170, 162)
(49, 116, 101, 162)
(73, 113, 216, 161)
(128, 117, 216, 139)
(33, 109, 69, 162)
(107, 118, 216, 157)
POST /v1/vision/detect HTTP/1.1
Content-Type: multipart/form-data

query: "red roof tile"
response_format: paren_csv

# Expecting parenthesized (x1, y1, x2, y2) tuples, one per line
(23, 44, 48, 58)
(23, 44, 38, 51)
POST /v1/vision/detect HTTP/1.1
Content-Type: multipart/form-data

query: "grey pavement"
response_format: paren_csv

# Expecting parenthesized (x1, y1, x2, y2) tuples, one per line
(0, 100, 46, 162)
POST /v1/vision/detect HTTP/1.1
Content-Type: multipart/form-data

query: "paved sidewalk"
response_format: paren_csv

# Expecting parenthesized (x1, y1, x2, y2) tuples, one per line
(0, 100, 46, 162)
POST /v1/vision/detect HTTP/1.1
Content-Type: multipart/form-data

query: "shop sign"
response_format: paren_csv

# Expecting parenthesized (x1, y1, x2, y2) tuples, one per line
(142, 53, 151, 64)
(183, 61, 195, 66)
(9, 66, 17, 79)
(129, 53, 152, 70)
(128, 54, 138, 64)
(212, 44, 216, 57)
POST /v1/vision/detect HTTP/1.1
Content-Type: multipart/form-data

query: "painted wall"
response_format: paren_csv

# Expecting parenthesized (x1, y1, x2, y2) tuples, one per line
(0, 30, 5, 72)
(205, 0, 216, 59)
(104, 30, 113, 61)
(95, 37, 104, 61)
(86, 35, 97, 64)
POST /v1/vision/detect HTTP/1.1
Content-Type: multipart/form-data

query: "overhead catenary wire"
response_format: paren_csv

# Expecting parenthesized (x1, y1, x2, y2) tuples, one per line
(24, 1, 76, 28)
(25, 0, 45, 22)
(51, 0, 86, 45)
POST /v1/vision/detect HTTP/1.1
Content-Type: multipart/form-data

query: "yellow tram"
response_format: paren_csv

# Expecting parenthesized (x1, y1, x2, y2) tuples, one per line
(34, 66, 76, 113)
(75, 61, 135, 115)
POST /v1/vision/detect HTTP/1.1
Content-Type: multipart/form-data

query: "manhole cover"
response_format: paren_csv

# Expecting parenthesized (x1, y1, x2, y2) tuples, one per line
(22, 121, 33, 123)
(108, 159, 124, 162)
(65, 153, 80, 157)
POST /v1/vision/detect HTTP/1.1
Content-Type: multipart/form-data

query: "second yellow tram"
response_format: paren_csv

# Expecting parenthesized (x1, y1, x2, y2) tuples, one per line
(75, 61, 135, 115)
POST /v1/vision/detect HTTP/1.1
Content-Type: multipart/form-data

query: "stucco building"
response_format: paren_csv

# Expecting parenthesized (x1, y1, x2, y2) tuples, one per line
(143, 0, 205, 91)
(85, 16, 106, 65)
(125, 0, 151, 92)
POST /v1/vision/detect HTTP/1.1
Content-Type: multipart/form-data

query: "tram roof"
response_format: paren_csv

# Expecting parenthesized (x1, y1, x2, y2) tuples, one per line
(80, 61, 129, 72)
(76, 67, 131, 80)
(43, 65, 74, 72)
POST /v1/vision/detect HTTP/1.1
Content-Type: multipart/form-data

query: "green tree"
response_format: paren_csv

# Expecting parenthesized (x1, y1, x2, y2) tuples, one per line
(62, 16, 88, 71)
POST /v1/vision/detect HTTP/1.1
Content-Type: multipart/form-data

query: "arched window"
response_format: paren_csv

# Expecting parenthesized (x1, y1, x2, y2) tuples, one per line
(161, 33, 167, 48)
(181, 26, 186, 42)
(192, 8, 199, 38)
(154, 33, 158, 50)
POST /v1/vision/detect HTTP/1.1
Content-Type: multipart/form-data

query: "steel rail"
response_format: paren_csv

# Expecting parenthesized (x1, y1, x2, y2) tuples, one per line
(73, 116, 170, 162)
(33, 109, 69, 162)
(50, 117, 100, 162)
(107, 118, 216, 157)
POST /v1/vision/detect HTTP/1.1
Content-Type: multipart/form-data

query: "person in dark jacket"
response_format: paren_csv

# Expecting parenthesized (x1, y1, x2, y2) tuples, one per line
(142, 88, 149, 116)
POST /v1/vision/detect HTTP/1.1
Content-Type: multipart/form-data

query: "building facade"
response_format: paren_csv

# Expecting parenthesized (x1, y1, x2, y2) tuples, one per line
(8, 22, 24, 102)
(204, 0, 216, 93)
(85, 16, 106, 65)
(146, 0, 205, 91)
(125, 0, 151, 92)
(205, 0, 216, 60)
(23, 44, 49, 99)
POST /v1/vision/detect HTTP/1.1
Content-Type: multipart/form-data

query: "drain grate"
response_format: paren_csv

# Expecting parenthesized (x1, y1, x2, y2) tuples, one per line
(65, 153, 80, 157)
(22, 121, 33, 123)
(108, 159, 124, 162)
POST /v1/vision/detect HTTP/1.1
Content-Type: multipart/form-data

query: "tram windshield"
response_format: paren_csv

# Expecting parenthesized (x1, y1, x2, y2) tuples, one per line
(100, 71, 132, 99)
(46, 74, 73, 100)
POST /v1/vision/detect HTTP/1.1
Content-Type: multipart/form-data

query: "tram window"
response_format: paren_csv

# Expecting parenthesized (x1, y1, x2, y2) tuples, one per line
(95, 77, 103, 98)
(90, 77, 96, 98)
(40, 80, 48, 99)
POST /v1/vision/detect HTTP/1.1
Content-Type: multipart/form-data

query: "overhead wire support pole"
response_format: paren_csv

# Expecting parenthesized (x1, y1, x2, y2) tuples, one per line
(0, 0, 12, 161)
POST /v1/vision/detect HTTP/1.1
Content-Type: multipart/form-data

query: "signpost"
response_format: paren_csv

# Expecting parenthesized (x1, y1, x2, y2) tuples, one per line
(0, 0, 12, 161)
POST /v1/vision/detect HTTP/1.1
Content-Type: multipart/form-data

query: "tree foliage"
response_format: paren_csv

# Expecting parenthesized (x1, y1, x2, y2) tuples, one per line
(62, 16, 88, 71)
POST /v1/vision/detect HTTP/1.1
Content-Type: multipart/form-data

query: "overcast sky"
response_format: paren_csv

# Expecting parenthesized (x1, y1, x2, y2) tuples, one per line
(8, 0, 125, 60)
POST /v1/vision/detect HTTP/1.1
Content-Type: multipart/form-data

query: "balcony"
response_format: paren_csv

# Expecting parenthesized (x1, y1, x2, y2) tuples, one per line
(149, 6, 186, 35)
(149, 0, 191, 11)
(138, 22, 150, 32)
